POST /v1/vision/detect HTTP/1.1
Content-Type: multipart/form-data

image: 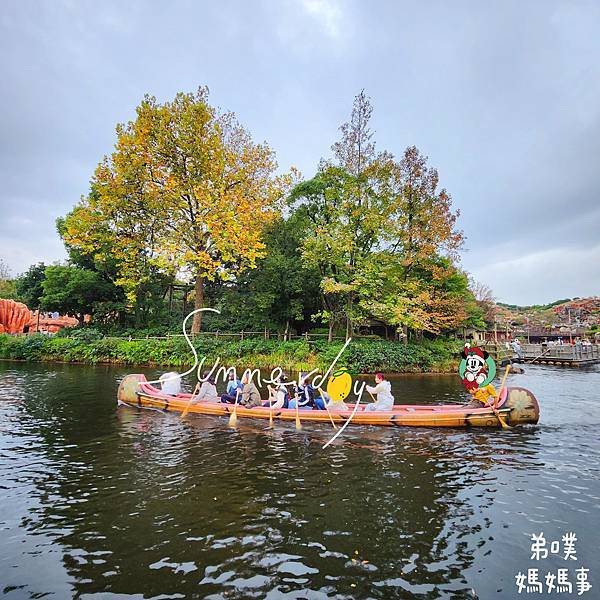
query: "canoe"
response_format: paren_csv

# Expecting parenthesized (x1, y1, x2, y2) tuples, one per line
(117, 374, 540, 428)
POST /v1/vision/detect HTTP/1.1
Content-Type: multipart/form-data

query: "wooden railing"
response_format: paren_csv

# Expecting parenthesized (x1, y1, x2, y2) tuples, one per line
(520, 343, 600, 361)
(116, 331, 363, 342)
(476, 341, 513, 365)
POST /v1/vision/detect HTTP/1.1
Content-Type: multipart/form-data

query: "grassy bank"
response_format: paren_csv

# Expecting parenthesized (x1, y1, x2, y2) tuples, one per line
(0, 333, 461, 374)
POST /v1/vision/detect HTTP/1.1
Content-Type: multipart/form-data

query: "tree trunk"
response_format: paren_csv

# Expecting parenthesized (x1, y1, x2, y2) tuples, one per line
(134, 288, 143, 328)
(345, 296, 353, 340)
(191, 273, 204, 334)
(328, 319, 334, 343)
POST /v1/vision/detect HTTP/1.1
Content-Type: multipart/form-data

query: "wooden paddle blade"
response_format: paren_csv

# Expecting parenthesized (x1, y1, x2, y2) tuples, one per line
(325, 406, 337, 429)
(498, 414, 511, 429)
(228, 389, 241, 428)
(318, 386, 337, 429)
(499, 364, 510, 390)
(182, 383, 200, 419)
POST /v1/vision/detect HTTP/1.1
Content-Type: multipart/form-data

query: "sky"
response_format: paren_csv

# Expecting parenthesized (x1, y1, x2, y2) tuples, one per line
(1, 0, 599, 305)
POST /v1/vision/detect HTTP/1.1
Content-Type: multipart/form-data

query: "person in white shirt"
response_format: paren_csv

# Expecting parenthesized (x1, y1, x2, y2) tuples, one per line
(266, 374, 290, 409)
(159, 372, 181, 396)
(511, 338, 524, 360)
(364, 373, 395, 412)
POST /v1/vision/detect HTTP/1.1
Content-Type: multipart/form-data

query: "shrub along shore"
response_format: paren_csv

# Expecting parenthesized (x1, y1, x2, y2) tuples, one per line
(0, 333, 461, 374)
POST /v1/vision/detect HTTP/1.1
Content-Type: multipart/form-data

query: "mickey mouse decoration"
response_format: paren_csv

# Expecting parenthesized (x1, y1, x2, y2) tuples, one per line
(458, 343, 497, 391)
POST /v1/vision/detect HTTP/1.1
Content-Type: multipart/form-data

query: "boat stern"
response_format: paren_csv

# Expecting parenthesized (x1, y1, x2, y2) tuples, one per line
(504, 386, 540, 425)
(117, 374, 147, 405)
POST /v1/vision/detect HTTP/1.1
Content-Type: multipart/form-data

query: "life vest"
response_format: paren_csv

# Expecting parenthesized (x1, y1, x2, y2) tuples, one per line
(296, 384, 315, 407)
(470, 384, 497, 406)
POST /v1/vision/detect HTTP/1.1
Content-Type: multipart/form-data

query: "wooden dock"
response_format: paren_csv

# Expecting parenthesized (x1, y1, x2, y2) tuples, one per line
(519, 343, 600, 367)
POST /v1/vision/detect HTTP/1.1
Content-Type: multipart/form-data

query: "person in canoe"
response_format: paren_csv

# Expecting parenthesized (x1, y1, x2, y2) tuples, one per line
(265, 374, 290, 409)
(220, 371, 243, 404)
(322, 388, 348, 412)
(364, 373, 395, 412)
(289, 373, 326, 410)
(159, 372, 181, 396)
(468, 382, 497, 407)
(190, 371, 219, 404)
(239, 372, 262, 408)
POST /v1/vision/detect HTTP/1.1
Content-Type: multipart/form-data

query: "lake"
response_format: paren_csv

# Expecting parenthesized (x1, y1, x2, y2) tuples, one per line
(0, 361, 598, 599)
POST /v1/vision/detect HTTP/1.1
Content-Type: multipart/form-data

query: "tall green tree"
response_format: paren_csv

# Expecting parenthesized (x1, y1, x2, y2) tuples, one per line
(41, 266, 116, 324)
(58, 210, 160, 329)
(64, 88, 290, 333)
(289, 168, 355, 339)
(291, 91, 392, 338)
(0, 259, 17, 300)
(210, 212, 321, 333)
(291, 92, 465, 339)
(14, 263, 47, 308)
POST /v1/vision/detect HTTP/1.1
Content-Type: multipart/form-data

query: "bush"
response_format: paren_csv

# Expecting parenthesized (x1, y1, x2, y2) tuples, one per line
(0, 334, 28, 359)
(66, 328, 104, 342)
(0, 333, 459, 372)
(20, 335, 47, 360)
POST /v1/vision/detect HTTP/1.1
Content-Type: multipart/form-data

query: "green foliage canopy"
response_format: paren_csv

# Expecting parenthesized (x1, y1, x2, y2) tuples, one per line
(41, 266, 116, 323)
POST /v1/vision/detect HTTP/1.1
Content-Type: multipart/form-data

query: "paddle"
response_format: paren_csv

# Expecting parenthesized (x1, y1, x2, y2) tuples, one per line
(364, 386, 379, 412)
(268, 387, 274, 428)
(228, 389, 241, 428)
(489, 365, 511, 429)
(528, 347, 552, 364)
(294, 391, 302, 430)
(498, 363, 510, 394)
(317, 387, 337, 430)
(322, 384, 366, 449)
(181, 382, 200, 419)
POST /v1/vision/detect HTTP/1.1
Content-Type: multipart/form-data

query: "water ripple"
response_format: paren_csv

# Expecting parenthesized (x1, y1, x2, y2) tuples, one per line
(0, 362, 598, 598)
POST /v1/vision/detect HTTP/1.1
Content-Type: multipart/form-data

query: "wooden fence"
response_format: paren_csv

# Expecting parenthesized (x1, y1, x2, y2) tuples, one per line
(116, 331, 361, 342)
(475, 341, 513, 365)
(520, 343, 600, 363)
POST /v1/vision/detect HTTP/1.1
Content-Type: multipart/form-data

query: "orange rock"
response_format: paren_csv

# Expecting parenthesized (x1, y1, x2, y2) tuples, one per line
(0, 300, 83, 335)
(0, 299, 34, 334)
(27, 311, 79, 333)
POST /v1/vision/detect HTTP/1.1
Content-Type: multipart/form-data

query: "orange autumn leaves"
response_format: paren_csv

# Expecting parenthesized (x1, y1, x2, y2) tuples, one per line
(64, 88, 292, 331)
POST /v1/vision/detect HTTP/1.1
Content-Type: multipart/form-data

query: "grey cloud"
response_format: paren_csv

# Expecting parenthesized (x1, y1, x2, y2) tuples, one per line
(0, 0, 598, 303)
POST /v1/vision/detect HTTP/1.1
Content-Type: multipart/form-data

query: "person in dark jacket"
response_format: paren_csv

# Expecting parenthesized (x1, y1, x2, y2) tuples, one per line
(290, 373, 326, 410)
(220, 371, 243, 404)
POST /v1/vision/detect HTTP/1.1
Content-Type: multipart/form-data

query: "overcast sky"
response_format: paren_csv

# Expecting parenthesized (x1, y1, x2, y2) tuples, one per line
(1, 0, 599, 304)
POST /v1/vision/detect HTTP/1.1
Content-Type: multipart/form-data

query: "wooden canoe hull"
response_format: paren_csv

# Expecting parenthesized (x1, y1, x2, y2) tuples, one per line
(117, 374, 540, 428)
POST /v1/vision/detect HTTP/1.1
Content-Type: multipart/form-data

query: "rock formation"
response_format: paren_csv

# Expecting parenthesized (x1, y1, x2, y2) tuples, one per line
(0, 299, 79, 334)
(0, 299, 33, 334)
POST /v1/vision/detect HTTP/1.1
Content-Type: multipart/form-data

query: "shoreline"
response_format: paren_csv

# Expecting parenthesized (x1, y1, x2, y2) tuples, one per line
(0, 333, 461, 375)
(0, 357, 458, 376)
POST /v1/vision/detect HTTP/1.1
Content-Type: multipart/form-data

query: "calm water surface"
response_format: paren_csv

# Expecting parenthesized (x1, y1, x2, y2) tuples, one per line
(0, 362, 598, 599)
